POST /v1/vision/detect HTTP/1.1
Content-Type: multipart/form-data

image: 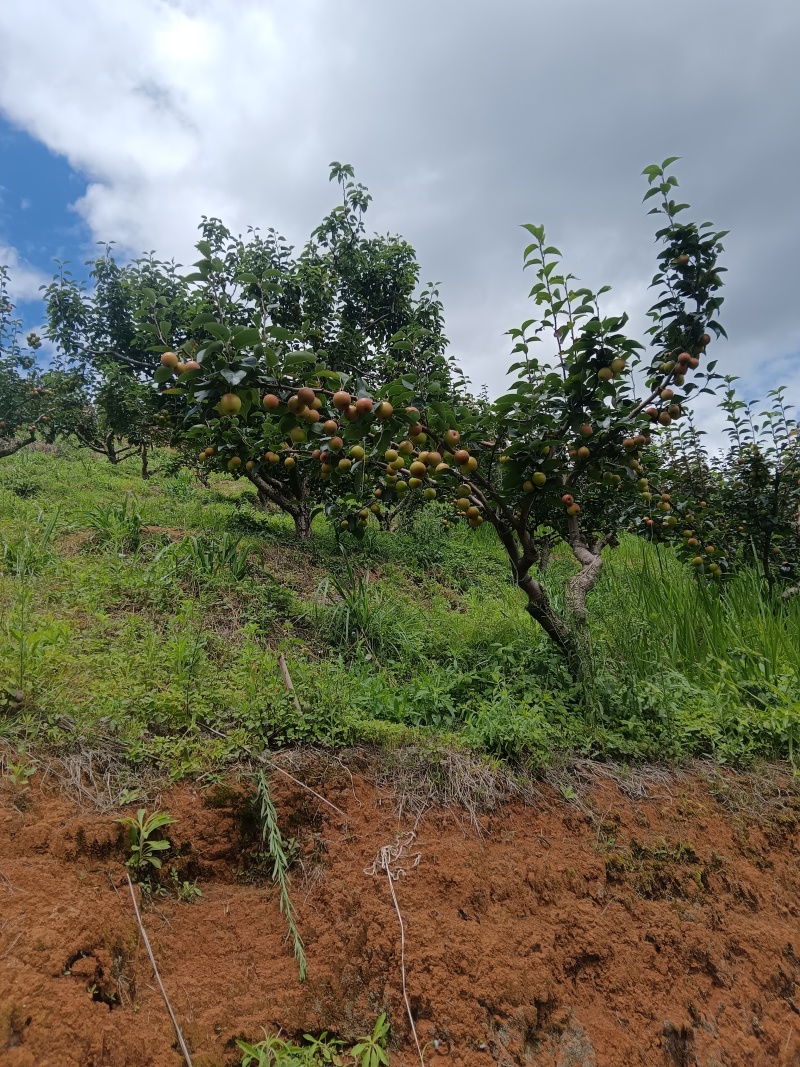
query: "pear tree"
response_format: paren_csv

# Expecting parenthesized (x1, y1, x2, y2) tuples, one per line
(0, 266, 51, 459)
(347, 160, 728, 674)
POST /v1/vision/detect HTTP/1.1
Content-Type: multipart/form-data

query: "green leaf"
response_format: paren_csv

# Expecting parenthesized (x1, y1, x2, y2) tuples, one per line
(521, 223, 545, 240)
(267, 325, 295, 342)
(231, 327, 262, 350)
(220, 368, 248, 386)
(205, 322, 231, 341)
(429, 400, 457, 427)
(283, 351, 316, 368)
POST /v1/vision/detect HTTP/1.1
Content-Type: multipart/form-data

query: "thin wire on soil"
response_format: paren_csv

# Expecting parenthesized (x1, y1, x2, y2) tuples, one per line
(365, 831, 424, 1066)
(125, 872, 194, 1067)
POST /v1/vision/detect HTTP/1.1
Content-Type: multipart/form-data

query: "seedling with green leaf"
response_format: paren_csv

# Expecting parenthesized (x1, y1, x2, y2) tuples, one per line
(170, 868, 202, 902)
(351, 1013, 390, 1067)
(3, 751, 35, 787)
(116, 808, 175, 881)
(237, 1018, 390, 1067)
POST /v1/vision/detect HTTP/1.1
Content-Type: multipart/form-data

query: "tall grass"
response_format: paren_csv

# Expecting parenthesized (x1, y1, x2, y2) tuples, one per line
(310, 551, 420, 660)
(596, 537, 800, 685)
(590, 537, 800, 760)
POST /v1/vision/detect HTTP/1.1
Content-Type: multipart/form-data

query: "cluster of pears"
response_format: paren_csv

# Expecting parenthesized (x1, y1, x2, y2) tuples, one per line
(644, 335, 710, 427)
(190, 378, 399, 474)
(264, 388, 391, 474)
(339, 501, 383, 531)
(690, 537, 722, 576)
(160, 350, 202, 376)
(378, 428, 482, 500)
(641, 492, 679, 531)
(451, 483, 484, 527)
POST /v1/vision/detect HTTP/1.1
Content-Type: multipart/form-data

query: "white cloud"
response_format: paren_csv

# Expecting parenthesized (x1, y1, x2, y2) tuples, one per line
(0, 0, 798, 430)
(0, 243, 49, 301)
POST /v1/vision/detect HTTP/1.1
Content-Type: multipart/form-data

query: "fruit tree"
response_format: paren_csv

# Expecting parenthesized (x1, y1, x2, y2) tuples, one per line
(156, 160, 728, 675)
(42, 248, 198, 474)
(141, 165, 454, 537)
(0, 265, 50, 459)
(642, 384, 799, 591)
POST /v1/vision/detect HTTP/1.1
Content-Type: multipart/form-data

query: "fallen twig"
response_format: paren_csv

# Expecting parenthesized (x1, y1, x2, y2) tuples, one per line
(366, 833, 424, 1066)
(278, 652, 302, 713)
(125, 872, 194, 1067)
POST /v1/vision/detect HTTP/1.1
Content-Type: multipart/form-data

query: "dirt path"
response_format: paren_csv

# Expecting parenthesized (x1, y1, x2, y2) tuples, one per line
(1, 760, 799, 1066)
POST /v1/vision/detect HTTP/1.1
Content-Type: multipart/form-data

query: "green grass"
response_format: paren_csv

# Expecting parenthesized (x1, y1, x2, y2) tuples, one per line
(1, 445, 799, 775)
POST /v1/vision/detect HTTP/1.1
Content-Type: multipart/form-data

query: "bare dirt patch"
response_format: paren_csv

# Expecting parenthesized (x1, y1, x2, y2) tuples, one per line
(258, 541, 327, 598)
(1, 763, 799, 1066)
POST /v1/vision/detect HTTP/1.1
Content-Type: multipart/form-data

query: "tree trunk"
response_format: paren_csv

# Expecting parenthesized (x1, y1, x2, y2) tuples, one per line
(247, 472, 313, 541)
(0, 433, 35, 460)
(538, 539, 552, 573)
(293, 506, 312, 540)
(104, 431, 119, 464)
(140, 444, 150, 479)
(482, 511, 586, 678)
(517, 572, 584, 677)
(565, 551, 605, 625)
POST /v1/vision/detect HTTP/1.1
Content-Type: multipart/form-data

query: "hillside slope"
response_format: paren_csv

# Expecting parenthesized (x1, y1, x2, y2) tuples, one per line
(2, 761, 799, 1066)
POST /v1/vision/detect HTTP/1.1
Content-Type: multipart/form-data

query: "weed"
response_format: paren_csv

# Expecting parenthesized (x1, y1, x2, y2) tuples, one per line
(351, 1014, 391, 1067)
(3, 750, 36, 787)
(1, 586, 69, 706)
(0, 463, 43, 498)
(0, 684, 25, 713)
(237, 1016, 390, 1067)
(176, 532, 251, 581)
(311, 551, 417, 660)
(0, 509, 60, 577)
(161, 470, 198, 500)
(251, 770, 307, 981)
(0, 451, 798, 771)
(116, 808, 175, 881)
(169, 868, 202, 902)
(83, 497, 143, 554)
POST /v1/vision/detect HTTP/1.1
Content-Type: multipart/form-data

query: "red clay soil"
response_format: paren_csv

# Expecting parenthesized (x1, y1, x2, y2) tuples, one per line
(1, 759, 800, 1067)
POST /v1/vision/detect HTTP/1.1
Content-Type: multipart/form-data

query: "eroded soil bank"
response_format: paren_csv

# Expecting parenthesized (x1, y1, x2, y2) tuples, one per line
(1, 756, 800, 1067)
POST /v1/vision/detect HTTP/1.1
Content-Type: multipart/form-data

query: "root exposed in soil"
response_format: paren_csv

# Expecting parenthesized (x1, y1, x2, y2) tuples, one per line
(1, 757, 800, 1066)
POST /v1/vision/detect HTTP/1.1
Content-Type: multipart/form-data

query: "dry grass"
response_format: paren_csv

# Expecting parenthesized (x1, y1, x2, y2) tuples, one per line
(362, 744, 541, 831)
(4, 731, 797, 842)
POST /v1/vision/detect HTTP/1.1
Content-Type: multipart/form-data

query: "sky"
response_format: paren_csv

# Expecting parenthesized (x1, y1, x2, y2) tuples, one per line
(0, 0, 798, 440)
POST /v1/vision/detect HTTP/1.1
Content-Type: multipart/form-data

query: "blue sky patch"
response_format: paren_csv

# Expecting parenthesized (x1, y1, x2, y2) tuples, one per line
(0, 114, 91, 329)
